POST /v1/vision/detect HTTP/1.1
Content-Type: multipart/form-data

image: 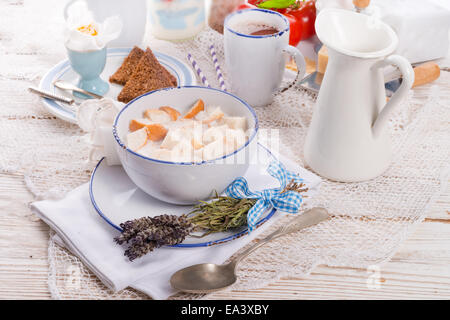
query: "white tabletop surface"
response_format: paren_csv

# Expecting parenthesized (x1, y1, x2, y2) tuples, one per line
(0, 0, 449, 299)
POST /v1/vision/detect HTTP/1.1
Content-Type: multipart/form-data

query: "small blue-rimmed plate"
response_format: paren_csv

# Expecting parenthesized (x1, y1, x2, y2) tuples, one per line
(39, 47, 197, 123)
(89, 143, 279, 247)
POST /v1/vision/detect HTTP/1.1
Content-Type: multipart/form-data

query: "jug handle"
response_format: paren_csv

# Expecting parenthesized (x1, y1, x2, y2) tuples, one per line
(371, 55, 414, 138)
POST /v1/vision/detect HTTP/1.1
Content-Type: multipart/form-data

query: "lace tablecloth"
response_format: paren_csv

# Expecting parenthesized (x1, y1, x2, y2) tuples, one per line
(1, 0, 449, 299)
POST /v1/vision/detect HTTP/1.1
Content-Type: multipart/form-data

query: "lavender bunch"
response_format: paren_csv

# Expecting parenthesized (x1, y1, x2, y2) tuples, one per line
(114, 214, 195, 261)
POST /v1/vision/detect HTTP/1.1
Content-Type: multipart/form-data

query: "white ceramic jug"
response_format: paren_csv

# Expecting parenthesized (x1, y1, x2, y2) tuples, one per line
(304, 9, 414, 182)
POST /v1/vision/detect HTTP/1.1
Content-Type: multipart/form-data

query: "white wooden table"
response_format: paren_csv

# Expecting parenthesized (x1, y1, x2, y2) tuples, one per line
(1, 171, 449, 299)
(0, 0, 449, 300)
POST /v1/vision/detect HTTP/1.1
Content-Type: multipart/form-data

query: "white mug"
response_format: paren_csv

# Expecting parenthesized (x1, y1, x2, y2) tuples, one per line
(64, 0, 147, 47)
(224, 8, 306, 107)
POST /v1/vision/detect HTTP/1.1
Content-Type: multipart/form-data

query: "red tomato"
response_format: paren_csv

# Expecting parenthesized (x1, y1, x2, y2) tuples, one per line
(283, 13, 302, 46)
(287, 1, 316, 41)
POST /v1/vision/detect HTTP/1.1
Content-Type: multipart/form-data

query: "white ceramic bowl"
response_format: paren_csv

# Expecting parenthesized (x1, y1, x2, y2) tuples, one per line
(112, 86, 259, 205)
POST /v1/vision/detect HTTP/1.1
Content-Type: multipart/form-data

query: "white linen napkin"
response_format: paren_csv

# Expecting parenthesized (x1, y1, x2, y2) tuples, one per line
(31, 155, 321, 299)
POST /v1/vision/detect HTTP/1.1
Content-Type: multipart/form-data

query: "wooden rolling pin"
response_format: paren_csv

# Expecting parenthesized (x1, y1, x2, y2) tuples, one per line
(411, 62, 441, 88)
(384, 61, 442, 88)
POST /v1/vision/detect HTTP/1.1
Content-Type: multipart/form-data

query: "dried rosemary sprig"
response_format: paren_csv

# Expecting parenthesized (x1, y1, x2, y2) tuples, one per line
(115, 179, 309, 260)
(281, 179, 309, 195)
(186, 180, 309, 236)
(114, 214, 195, 261)
(187, 194, 257, 236)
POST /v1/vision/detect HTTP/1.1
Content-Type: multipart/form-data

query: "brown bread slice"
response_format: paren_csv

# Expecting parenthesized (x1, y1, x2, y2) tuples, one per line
(162, 66, 178, 86)
(109, 46, 145, 85)
(117, 48, 175, 103)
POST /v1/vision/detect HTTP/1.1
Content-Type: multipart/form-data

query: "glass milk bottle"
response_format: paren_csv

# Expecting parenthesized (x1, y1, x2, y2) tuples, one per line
(148, 0, 206, 40)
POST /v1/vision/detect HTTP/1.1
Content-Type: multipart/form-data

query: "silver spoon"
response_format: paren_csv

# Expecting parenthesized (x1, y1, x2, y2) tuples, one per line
(170, 207, 330, 293)
(53, 80, 103, 99)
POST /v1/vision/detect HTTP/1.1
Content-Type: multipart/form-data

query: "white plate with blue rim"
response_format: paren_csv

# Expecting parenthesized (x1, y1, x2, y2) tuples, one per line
(39, 47, 197, 124)
(89, 143, 282, 248)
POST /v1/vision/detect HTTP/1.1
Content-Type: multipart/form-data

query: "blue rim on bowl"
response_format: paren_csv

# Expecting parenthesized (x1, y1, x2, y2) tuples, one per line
(112, 85, 259, 166)
(224, 8, 290, 39)
(89, 143, 278, 248)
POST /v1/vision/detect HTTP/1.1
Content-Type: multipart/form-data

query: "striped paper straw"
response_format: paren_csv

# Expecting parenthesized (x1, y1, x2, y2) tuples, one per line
(187, 53, 211, 88)
(209, 44, 227, 91)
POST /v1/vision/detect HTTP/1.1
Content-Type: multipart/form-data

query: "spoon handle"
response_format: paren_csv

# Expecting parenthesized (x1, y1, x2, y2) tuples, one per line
(28, 87, 75, 105)
(232, 207, 329, 266)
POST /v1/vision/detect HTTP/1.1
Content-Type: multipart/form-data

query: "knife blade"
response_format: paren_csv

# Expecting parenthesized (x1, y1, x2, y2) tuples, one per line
(53, 80, 103, 99)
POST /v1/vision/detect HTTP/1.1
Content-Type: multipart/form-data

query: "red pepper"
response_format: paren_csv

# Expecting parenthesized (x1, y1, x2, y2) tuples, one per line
(233, 1, 316, 47)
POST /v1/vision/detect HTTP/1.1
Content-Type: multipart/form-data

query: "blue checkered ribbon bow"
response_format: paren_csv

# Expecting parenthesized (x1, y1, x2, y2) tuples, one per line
(225, 161, 304, 232)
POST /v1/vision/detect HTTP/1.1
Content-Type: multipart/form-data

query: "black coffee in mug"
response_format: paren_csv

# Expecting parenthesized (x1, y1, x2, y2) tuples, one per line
(234, 22, 280, 36)
(250, 25, 280, 36)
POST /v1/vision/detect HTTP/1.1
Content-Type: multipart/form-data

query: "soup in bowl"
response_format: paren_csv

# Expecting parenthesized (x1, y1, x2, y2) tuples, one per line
(113, 86, 258, 205)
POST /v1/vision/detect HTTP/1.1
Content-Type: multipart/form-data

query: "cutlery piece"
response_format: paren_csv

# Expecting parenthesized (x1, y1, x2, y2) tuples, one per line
(170, 207, 330, 293)
(53, 80, 103, 99)
(28, 87, 75, 105)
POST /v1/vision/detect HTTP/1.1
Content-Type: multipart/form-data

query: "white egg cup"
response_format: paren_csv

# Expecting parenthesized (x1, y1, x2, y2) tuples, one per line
(66, 46, 109, 98)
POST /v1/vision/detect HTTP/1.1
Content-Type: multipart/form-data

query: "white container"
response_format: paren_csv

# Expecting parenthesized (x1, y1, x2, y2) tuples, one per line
(316, 0, 450, 63)
(369, 0, 450, 63)
(304, 9, 414, 182)
(148, 0, 206, 40)
(112, 86, 258, 205)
